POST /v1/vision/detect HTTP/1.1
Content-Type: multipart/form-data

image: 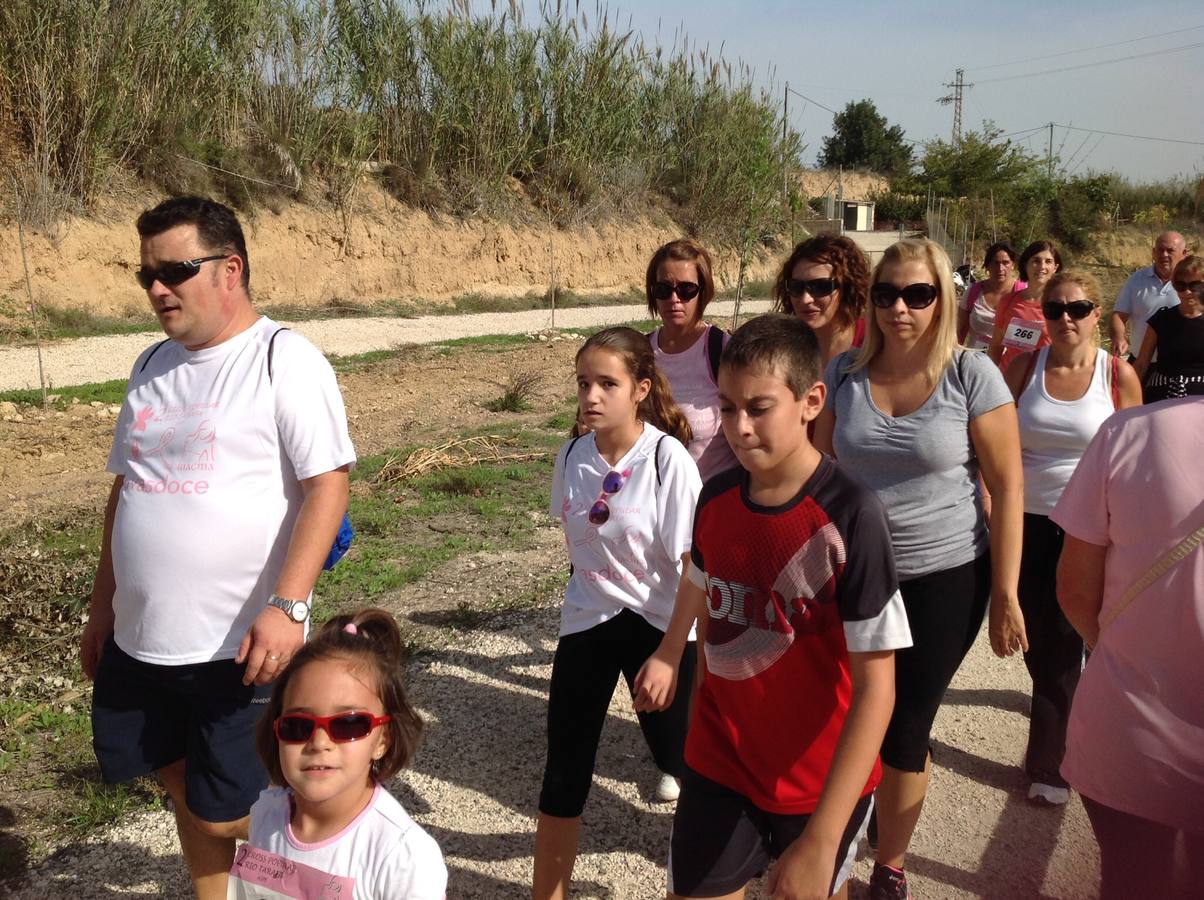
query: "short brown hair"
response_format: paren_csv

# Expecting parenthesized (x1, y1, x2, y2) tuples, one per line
(772, 234, 870, 326)
(721, 313, 822, 399)
(645, 239, 716, 316)
(256, 608, 423, 786)
(1173, 255, 1204, 282)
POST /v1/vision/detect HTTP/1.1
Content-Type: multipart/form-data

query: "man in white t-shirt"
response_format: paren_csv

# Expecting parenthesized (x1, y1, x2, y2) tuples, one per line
(79, 196, 356, 900)
(1109, 231, 1186, 359)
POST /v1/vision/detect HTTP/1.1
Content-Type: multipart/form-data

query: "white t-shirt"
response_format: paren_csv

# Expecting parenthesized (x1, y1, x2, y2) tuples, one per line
(550, 424, 701, 636)
(1114, 266, 1179, 353)
(106, 317, 356, 664)
(650, 325, 739, 482)
(228, 785, 447, 900)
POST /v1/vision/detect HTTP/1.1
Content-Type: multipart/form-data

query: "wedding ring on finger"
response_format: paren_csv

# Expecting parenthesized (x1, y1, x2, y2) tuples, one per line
(268, 653, 281, 661)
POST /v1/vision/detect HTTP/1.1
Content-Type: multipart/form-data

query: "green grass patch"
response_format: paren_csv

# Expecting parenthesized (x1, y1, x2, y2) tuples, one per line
(313, 424, 560, 613)
(0, 379, 127, 409)
(0, 304, 156, 345)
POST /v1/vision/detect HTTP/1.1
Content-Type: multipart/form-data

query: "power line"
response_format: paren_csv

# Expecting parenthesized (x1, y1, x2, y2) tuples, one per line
(998, 122, 1204, 148)
(975, 41, 1204, 84)
(1057, 123, 1204, 147)
(968, 23, 1204, 71)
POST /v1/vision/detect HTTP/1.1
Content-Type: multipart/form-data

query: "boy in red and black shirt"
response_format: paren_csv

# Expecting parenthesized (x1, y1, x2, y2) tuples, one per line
(635, 314, 912, 899)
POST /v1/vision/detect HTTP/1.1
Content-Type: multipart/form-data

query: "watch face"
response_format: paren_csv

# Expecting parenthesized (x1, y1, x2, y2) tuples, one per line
(291, 600, 310, 622)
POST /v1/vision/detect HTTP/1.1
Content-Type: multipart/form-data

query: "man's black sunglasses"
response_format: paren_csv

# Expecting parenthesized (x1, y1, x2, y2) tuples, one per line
(785, 277, 839, 299)
(135, 255, 228, 290)
(869, 282, 940, 309)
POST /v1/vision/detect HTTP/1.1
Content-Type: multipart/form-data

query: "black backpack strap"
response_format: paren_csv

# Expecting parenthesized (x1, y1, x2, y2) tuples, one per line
(138, 338, 171, 373)
(654, 435, 668, 487)
(563, 434, 583, 477)
(705, 324, 726, 384)
(267, 327, 290, 383)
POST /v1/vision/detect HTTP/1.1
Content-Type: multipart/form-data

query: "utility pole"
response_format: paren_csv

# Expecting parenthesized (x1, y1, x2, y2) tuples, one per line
(782, 82, 790, 204)
(938, 68, 971, 142)
(1047, 122, 1055, 178)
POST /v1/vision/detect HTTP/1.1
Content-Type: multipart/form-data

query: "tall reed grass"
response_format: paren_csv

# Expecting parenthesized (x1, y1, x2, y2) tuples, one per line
(0, 0, 800, 239)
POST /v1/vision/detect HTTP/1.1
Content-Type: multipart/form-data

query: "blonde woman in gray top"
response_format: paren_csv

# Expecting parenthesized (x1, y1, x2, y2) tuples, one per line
(814, 238, 1024, 900)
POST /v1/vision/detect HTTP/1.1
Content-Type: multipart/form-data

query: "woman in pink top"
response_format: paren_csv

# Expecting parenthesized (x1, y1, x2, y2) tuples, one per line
(646, 239, 738, 483)
(773, 233, 870, 365)
(958, 241, 1026, 350)
(1053, 398, 1204, 900)
(988, 240, 1062, 371)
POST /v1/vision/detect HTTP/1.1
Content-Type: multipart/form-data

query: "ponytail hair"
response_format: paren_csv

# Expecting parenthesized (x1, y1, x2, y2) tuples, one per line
(256, 608, 424, 785)
(576, 327, 692, 445)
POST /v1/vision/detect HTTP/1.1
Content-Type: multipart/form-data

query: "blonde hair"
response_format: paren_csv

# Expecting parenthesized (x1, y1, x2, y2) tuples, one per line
(850, 238, 959, 384)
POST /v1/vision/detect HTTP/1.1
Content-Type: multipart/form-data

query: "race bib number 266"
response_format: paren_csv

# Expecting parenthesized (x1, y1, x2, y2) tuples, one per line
(1002, 318, 1043, 351)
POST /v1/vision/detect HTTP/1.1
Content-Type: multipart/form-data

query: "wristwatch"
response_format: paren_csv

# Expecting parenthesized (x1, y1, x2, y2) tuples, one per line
(267, 595, 310, 624)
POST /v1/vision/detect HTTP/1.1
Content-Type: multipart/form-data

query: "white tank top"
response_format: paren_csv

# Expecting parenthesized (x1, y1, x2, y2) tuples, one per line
(1017, 347, 1116, 515)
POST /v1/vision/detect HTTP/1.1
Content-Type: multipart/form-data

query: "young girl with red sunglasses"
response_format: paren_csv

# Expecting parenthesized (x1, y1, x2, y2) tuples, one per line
(534, 327, 702, 900)
(229, 609, 446, 899)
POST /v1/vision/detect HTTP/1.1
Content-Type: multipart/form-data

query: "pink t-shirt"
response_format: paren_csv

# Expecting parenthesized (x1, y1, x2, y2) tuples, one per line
(1051, 397, 1204, 832)
(651, 326, 739, 482)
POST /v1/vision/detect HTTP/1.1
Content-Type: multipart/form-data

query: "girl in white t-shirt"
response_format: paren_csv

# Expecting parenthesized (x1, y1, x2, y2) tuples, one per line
(534, 327, 702, 900)
(229, 609, 446, 900)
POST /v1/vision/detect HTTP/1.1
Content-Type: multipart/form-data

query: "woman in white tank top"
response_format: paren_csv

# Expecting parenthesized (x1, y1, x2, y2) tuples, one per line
(1004, 271, 1142, 806)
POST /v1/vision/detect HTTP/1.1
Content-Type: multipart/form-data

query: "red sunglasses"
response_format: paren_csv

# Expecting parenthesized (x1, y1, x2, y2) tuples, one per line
(274, 711, 391, 744)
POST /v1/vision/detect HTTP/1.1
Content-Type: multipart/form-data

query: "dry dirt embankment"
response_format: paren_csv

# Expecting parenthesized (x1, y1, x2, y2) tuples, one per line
(0, 183, 778, 321)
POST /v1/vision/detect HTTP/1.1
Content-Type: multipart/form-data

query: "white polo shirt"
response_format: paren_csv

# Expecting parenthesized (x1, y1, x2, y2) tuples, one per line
(1114, 266, 1179, 354)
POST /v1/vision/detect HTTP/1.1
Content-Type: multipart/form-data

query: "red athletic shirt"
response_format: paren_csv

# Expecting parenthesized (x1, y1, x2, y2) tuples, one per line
(685, 458, 910, 814)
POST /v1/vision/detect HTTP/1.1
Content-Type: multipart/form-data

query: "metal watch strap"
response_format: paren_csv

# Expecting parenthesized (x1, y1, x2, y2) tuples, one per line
(267, 594, 308, 623)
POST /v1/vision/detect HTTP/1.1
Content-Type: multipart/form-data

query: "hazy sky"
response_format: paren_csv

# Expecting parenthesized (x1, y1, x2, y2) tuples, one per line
(508, 0, 1204, 183)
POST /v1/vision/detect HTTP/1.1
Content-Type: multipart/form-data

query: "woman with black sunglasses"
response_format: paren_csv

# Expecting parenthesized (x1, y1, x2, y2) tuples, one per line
(772, 234, 871, 365)
(814, 239, 1023, 900)
(1004, 271, 1141, 808)
(1135, 255, 1204, 403)
(645, 239, 738, 482)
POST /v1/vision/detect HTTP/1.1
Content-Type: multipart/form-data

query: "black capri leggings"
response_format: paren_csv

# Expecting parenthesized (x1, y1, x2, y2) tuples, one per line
(880, 553, 991, 772)
(539, 608, 696, 818)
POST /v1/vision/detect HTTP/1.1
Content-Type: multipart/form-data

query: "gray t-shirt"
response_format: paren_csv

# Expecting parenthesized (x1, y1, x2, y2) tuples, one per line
(824, 349, 1013, 579)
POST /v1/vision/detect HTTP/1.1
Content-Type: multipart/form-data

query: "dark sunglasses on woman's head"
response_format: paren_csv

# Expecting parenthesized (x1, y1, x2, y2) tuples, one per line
(869, 282, 939, 309)
(135, 255, 228, 290)
(1041, 300, 1096, 321)
(651, 280, 702, 302)
(1172, 279, 1204, 296)
(274, 711, 392, 744)
(588, 469, 629, 526)
(785, 277, 838, 299)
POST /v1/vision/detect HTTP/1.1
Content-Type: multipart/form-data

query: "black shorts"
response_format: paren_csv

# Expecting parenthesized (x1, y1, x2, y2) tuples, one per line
(91, 638, 270, 823)
(668, 767, 872, 898)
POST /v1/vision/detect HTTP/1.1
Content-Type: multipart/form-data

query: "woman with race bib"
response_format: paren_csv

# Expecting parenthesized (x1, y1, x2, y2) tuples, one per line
(988, 241, 1062, 370)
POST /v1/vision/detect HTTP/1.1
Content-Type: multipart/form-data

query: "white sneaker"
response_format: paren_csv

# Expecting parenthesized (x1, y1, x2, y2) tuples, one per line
(1027, 783, 1069, 806)
(655, 773, 681, 803)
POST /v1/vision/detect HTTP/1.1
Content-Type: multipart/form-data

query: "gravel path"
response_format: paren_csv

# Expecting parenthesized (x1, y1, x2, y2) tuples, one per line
(5, 592, 1100, 899)
(2, 305, 1101, 897)
(0, 301, 771, 391)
